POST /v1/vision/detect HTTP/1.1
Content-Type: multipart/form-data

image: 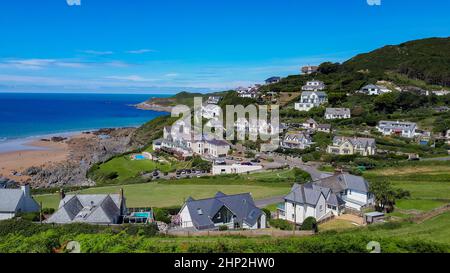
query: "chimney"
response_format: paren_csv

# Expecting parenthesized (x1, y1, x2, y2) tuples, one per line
(21, 184, 31, 197)
(60, 188, 66, 200)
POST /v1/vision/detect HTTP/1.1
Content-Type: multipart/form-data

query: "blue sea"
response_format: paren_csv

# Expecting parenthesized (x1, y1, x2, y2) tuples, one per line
(0, 93, 169, 152)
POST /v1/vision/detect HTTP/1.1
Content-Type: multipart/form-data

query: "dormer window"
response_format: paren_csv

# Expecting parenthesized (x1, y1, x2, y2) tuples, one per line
(197, 208, 203, 215)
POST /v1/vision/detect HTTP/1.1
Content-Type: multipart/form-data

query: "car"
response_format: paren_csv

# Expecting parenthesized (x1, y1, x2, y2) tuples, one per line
(241, 162, 253, 166)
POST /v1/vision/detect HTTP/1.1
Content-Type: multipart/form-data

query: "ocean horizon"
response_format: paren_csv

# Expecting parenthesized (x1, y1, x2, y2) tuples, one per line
(0, 93, 170, 151)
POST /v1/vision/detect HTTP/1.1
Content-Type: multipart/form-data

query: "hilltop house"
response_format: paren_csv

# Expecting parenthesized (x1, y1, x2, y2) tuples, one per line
(359, 84, 391, 95)
(281, 131, 313, 150)
(294, 91, 328, 111)
(265, 77, 281, 84)
(237, 85, 260, 98)
(46, 191, 127, 225)
(0, 185, 40, 221)
(206, 96, 222, 104)
(302, 80, 326, 91)
(178, 192, 266, 230)
(301, 66, 319, 75)
(325, 108, 351, 120)
(327, 136, 376, 156)
(278, 173, 374, 224)
(377, 120, 417, 138)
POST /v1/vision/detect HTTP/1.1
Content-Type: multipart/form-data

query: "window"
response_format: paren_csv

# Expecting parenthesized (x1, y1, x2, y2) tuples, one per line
(197, 208, 203, 215)
(292, 214, 295, 220)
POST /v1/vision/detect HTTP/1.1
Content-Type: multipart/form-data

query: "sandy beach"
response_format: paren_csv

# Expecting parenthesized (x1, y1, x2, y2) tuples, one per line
(0, 134, 91, 183)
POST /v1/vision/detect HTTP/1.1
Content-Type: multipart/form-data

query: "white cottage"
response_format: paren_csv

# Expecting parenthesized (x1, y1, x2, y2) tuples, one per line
(0, 185, 40, 220)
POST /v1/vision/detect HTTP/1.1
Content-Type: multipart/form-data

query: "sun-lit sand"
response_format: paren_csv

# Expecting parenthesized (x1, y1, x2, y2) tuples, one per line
(0, 134, 93, 183)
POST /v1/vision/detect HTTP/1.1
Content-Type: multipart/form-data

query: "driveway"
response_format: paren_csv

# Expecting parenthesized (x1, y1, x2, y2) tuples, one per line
(255, 196, 284, 208)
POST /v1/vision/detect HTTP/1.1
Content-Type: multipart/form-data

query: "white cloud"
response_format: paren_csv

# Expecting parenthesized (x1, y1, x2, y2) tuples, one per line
(80, 50, 114, 55)
(126, 49, 157, 54)
(105, 75, 157, 82)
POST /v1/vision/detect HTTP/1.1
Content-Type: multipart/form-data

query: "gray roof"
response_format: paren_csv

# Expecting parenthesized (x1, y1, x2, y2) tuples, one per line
(46, 194, 124, 224)
(314, 173, 370, 194)
(378, 120, 417, 130)
(332, 136, 376, 148)
(205, 139, 230, 147)
(318, 124, 331, 129)
(301, 91, 327, 97)
(284, 183, 328, 206)
(361, 84, 381, 90)
(183, 192, 263, 230)
(325, 108, 350, 116)
(0, 188, 40, 213)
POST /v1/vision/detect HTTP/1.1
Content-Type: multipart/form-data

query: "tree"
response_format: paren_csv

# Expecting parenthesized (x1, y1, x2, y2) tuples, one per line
(318, 62, 340, 74)
(369, 179, 396, 212)
(301, 217, 318, 233)
(292, 168, 312, 184)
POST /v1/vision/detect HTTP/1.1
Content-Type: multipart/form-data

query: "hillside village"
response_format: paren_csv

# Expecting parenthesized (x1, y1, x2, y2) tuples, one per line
(1, 37, 450, 253)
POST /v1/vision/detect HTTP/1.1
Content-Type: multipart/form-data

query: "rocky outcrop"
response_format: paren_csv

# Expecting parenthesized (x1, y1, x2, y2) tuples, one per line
(25, 128, 136, 188)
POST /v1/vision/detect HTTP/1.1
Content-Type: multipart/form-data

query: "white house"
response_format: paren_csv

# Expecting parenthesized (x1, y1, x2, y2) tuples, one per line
(0, 185, 40, 221)
(295, 91, 328, 111)
(301, 66, 319, 75)
(212, 163, 263, 175)
(327, 136, 377, 156)
(281, 131, 313, 150)
(377, 120, 417, 138)
(178, 192, 267, 230)
(46, 191, 127, 225)
(278, 173, 374, 224)
(359, 84, 391, 95)
(302, 80, 326, 91)
(325, 108, 351, 120)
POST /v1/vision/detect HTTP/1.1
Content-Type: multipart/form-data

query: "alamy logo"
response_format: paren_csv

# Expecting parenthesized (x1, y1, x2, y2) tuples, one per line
(67, 0, 81, 6)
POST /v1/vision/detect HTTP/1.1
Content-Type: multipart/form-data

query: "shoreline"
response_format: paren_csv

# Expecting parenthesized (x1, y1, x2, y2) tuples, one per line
(135, 102, 173, 113)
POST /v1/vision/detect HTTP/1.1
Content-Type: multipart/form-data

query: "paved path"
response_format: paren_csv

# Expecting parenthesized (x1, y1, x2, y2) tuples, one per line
(255, 196, 284, 208)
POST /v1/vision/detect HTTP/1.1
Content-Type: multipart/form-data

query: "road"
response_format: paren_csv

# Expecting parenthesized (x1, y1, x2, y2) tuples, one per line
(255, 196, 285, 208)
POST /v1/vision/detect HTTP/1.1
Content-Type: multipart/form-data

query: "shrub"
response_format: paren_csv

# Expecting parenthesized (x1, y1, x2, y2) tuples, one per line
(153, 208, 171, 224)
(219, 225, 229, 231)
(269, 219, 294, 230)
(261, 208, 272, 220)
(301, 217, 318, 233)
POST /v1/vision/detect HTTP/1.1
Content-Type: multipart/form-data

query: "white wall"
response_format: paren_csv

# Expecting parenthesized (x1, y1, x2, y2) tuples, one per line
(179, 205, 194, 228)
(0, 213, 16, 221)
(212, 164, 262, 175)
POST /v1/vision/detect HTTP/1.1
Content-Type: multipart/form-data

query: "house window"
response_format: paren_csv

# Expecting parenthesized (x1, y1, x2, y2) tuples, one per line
(292, 214, 295, 220)
(197, 208, 203, 215)
(234, 222, 240, 229)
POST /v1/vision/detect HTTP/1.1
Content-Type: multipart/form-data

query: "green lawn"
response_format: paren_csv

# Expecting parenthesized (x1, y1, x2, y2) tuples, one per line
(319, 220, 359, 232)
(35, 182, 290, 210)
(90, 154, 192, 185)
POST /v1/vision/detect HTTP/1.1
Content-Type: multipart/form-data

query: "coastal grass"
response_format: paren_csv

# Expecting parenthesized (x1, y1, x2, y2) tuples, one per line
(35, 182, 290, 210)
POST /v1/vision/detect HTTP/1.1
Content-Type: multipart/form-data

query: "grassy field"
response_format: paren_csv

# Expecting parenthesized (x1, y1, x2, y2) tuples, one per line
(319, 220, 359, 232)
(363, 161, 450, 221)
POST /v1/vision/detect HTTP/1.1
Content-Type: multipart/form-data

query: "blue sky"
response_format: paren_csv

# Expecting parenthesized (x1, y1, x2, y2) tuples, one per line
(0, 0, 449, 94)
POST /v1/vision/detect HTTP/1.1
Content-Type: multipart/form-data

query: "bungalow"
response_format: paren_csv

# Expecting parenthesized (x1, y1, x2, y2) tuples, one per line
(327, 136, 376, 156)
(0, 185, 40, 221)
(317, 124, 332, 134)
(302, 80, 326, 91)
(281, 131, 313, 150)
(325, 108, 351, 120)
(178, 192, 267, 230)
(377, 120, 417, 138)
(359, 84, 391, 95)
(302, 118, 318, 130)
(294, 91, 328, 111)
(278, 173, 375, 224)
(265, 76, 281, 84)
(45, 190, 127, 225)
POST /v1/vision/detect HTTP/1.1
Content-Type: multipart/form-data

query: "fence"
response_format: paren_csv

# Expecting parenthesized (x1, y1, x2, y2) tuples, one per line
(165, 229, 314, 237)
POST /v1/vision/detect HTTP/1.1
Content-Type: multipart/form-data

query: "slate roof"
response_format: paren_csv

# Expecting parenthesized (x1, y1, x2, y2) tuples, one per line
(361, 84, 381, 90)
(332, 136, 376, 148)
(301, 91, 327, 98)
(378, 120, 417, 131)
(183, 192, 264, 230)
(45, 194, 125, 224)
(284, 183, 327, 206)
(205, 138, 230, 147)
(0, 188, 40, 213)
(326, 108, 351, 116)
(314, 173, 370, 194)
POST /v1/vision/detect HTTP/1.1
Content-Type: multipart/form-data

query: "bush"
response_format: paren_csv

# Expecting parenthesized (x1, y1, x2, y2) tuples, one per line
(301, 217, 318, 233)
(219, 225, 229, 231)
(269, 219, 294, 230)
(153, 208, 171, 224)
